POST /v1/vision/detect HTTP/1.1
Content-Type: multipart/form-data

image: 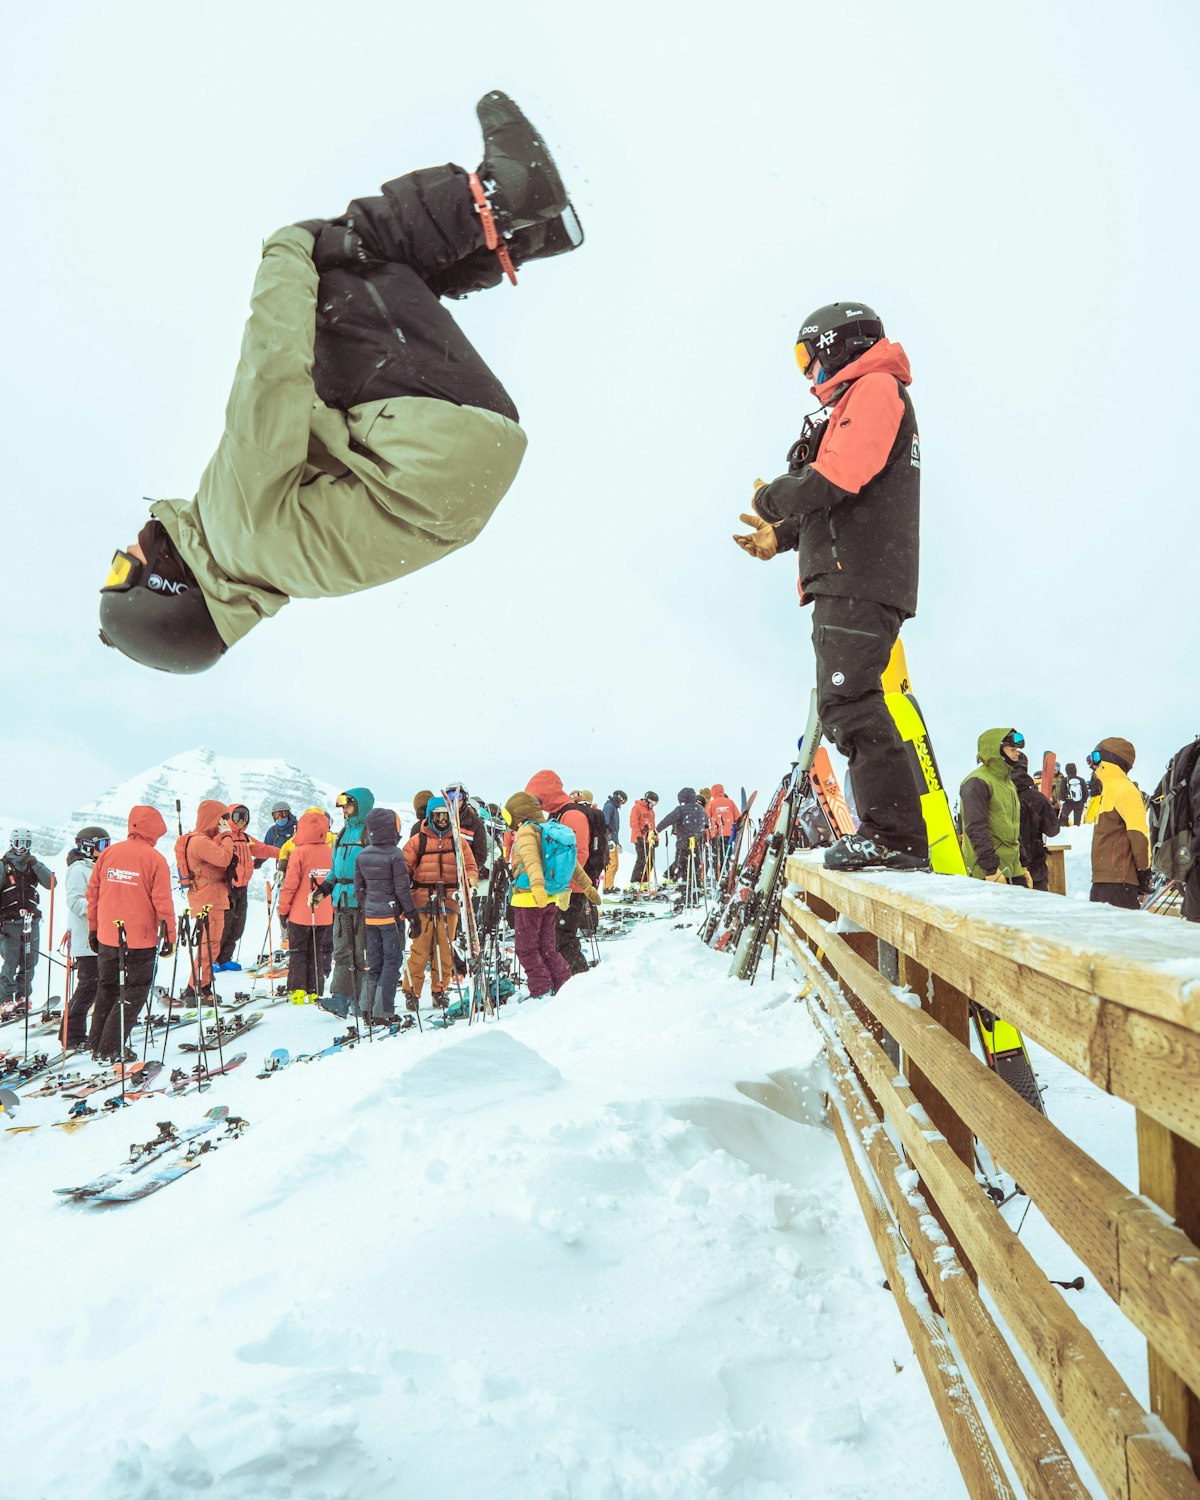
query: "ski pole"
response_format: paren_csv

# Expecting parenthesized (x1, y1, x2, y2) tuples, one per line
(43, 876, 55, 1020)
(59, 929, 72, 1071)
(21, 911, 33, 1061)
(115, 919, 128, 1101)
(160, 910, 188, 1066)
(203, 914, 225, 1074)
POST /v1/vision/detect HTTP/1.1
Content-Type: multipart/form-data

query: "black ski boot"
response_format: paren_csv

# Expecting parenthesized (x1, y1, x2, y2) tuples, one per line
(476, 90, 568, 229)
(823, 834, 930, 872)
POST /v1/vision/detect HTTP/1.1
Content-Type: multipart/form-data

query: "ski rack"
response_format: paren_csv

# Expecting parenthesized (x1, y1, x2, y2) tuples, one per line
(775, 858, 1200, 1499)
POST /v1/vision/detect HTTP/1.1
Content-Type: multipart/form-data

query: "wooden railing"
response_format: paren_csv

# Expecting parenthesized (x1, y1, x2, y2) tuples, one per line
(776, 855, 1200, 1500)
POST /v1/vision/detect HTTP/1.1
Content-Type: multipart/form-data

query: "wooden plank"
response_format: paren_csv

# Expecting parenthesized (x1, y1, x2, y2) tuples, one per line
(786, 856, 1200, 1032)
(784, 861, 1200, 1151)
(1046, 846, 1069, 897)
(1138, 1112, 1200, 1474)
(905, 957, 977, 1285)
(780, 920, 1200, 1500)
(825, 1083, 1017, 1499)
(824, 1029, 1089, 1499)
(780, 897, 1200, 1428)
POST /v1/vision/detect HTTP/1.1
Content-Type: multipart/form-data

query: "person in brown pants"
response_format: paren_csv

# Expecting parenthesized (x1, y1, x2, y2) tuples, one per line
(401, 797, 477, 1007)
(174, 800, 234, 998)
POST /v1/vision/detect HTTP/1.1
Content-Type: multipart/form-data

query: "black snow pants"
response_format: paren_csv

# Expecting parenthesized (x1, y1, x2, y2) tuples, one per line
(216, 883, 249, 965)
(1060, 801, 1086, 827)
(65, 954, 98, 1046)
(811, 595, 928, 858)
(287, 921, 333, 998)
(309, 166, 517, 420)
(89, 944, 156, 1059)
(1090, 882, 1140, 911)
(555, 894, 592, 976)
(630, 836, 657, 886)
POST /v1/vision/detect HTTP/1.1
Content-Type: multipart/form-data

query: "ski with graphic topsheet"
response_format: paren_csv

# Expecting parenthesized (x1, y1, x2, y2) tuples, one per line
(1039, 752, 1056, 801)
(882, 639, 1046, 1115)
(54, 1106, 231, 1199)
(811, 748, 857, 838)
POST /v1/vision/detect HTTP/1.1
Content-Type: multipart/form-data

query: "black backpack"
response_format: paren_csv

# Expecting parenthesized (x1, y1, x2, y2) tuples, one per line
(1149, 736, 1200, 882)
(562, 802, 609, 883)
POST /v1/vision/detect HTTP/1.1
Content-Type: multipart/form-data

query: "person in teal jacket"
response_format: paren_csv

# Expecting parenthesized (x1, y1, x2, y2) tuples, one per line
(313, 787, 375, 1018)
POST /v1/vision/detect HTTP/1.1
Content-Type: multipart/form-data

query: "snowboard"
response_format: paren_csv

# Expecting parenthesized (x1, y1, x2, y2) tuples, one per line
(257, 1047, 290, 1078)
(882, 638, 1045, 1116)
(1039, 752, 1056, 801)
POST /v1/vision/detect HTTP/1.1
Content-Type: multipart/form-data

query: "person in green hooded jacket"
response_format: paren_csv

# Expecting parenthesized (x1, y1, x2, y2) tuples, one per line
(97, 92, 582, 675)
(959, 728, 1028, 884)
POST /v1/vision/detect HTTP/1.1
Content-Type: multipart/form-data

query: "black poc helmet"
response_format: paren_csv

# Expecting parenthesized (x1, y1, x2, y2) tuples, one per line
(613, 790, 628, 804)
(644, 791, 659, 804)
(98, 522, 226, 675)
(796, 302, 885, 379)
(76, 825, 111, 857)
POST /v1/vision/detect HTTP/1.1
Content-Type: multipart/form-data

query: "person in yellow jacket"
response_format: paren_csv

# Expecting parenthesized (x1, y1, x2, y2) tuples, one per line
(98, 91, 582, 674)
(505, 792, 600, 999)
(1087, 737, 1152, 910)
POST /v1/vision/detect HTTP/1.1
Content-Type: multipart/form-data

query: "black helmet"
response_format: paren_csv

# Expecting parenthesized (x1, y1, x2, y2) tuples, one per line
(644, 791, 659, 804)
(796, 302, 884, 379)
(76, 825, 111, 857)
(98, 522, 226, 675)
(613, 790, 627, 804)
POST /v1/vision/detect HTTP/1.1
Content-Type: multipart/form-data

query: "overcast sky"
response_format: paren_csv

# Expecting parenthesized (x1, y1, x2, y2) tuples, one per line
(3, 0, 1197, 818)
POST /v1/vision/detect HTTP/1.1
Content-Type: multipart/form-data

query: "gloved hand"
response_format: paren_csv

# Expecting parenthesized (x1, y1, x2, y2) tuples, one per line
(478, 864, 489, 880)
(733, 510, 778, 561)
(1137, 868, 1154, 896)
(583, 884, 602, 908)
(307, 888, 321, 910)
(531, 885, 550, 909)
(984, 869, 1007, 884)
(1016, 869, 1033, 888)
(158, 921, 174, 958)
(407, 911, 422, 940)
(88, 930, 99, 954)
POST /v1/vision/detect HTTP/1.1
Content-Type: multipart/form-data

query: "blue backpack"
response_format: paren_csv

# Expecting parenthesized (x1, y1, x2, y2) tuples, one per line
(513, 818, 577, 897)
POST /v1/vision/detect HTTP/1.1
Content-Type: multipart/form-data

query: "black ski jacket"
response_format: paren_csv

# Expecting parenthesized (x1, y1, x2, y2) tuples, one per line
(1011, 769, 1060, 883)
(656, 789, 708, 843)
(755, 340, 920, 619)
(353, 808, 417, 922)
(0, 850, 53, 924)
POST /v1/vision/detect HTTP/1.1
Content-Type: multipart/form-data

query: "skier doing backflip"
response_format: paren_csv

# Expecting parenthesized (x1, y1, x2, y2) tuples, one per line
(734, 303, 928, 871)
(98, 92, 582, 673)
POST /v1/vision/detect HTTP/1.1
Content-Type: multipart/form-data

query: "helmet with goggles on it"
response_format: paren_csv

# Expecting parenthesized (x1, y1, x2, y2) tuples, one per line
(98, 520, 226, 675)
(75, 826, 112, 858)
(795, 302, 884, 383)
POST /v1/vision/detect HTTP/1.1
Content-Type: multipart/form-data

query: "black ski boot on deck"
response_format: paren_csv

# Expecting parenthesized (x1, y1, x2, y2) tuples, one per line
(476, 90, 568, 229)
(823, 834, 930, 872)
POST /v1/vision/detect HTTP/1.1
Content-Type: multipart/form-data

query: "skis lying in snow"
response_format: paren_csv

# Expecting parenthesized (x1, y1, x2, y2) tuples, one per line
(167, 1052, 247, 1094)
(55, 1106, 231, 1199)
(256, 1047, 290, 1078)
(176, 1012, 263, 1053)
(54, 1107, 249, 1204)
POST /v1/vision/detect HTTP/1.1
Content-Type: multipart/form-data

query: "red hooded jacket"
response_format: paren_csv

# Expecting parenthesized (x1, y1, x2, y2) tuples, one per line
(525, 770, 588, 895)
(706, 784, 739, 839)
(277, 810, 334, 927)
(87, 806, 175, 950)
(175, 799, 235, 912)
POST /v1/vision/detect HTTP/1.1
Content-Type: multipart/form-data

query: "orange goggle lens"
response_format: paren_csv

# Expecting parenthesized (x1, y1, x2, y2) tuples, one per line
(795, 340, 817, 377)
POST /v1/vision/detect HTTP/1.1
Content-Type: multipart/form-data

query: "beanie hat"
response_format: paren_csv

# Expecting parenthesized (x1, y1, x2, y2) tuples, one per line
(1097, 737, 1136, 773)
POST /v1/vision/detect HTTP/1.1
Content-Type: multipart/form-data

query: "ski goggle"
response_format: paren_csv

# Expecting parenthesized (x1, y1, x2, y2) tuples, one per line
(446, 786, 466, 801)
(431, 811, 451, 827)
(795, 339, 817, 377)
(231, 807, 250, 826)
(10, 833, 33, 851)
(81, 835, 111, 853)
(1001, 731, 1025, 748)
(1087, 750, 1102, 768)
(102, 549, 142, 592)
(336, 794, 356, 812)
(273, 811, 291, 822)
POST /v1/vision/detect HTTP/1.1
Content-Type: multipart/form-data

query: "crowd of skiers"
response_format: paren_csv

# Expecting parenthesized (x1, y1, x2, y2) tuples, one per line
(0, 775, 748, 1064)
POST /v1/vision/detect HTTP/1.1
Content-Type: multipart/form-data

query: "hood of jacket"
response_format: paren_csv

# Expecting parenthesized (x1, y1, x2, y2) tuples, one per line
(976, 728, 1015, 777)
(677, 787, 698, 804)
(1096, 737, 1136, 773)
(128, 805, 168, 844)
(366, 807, 401, 846)
(1065, 763, 1078, 777)
(296, 809, 330, 846)
(339, 787, 376, 829)
(711, 783, 726, 797)
(505, 792, 544, 825)
(812, 337, 912, 407)
(525, 770, 569, 815)
(194, 799, 227, 837)
(424, 796, 452, 832)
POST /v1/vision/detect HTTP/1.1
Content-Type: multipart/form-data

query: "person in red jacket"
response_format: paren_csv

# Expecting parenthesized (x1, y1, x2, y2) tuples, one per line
(629, 793, 659, 889)
(175, 799, 235, 998)
(525, 769, 596, 975)
(706, 783, 739, 873)
(213, 803, 278, 971)
(276, 808, 335, 1000)
(735, 302, 928, 873)
(85, 805, 175, 1059)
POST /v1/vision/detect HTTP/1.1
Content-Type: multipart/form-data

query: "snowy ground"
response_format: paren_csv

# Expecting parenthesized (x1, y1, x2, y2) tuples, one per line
(1, 901, 968, 1500)
(4, 825, 1188, 1499)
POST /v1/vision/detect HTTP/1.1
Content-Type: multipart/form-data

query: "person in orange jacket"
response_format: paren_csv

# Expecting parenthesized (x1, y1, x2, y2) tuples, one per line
(175, 799, 235, 999)
(85, 805, 175, 1059)
(706, 783, 740, 873)
(276, 808, 335, 999)
(629, 792, 659, 888)
(402, 796, 477, 1008)
(213, 803, 278, 970)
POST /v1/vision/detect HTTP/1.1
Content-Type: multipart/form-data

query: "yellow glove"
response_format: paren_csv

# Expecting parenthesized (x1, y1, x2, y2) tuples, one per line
(531, 884, 550, 909)
(583, 884, 602, 908)
(984, 869, 1006, 884)
(733, 495, 778, 560)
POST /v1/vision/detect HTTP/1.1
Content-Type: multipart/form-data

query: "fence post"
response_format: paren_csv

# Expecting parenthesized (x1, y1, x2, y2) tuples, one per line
(1136, 1110, 1200, 1474)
